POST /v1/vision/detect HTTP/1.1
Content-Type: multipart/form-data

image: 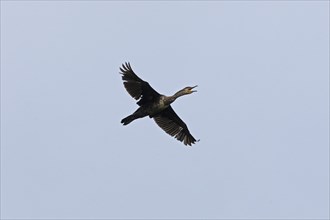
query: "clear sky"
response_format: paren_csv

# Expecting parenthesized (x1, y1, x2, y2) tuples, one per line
(1, 1, 329, 219)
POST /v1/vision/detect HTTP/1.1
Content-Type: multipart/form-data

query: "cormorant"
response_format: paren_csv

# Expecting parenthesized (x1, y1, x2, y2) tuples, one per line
(119, 62, 198, 146)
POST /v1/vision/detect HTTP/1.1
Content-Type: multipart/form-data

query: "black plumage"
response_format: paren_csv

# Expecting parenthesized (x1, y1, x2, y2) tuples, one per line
(119, 62, 198, 146)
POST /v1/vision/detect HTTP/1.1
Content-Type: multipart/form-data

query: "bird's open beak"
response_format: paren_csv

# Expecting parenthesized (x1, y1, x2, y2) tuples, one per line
(191, 85, 198, 93)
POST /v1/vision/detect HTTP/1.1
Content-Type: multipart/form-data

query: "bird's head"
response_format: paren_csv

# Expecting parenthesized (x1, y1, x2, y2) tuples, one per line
(183, 85, 198, 94)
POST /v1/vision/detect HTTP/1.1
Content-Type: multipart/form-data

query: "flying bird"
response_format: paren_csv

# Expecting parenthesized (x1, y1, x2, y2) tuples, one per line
(119, 62, 198, 146)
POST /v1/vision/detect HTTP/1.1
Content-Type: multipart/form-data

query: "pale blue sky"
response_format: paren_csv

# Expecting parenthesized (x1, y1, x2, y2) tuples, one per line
(1, 1, 329, 219)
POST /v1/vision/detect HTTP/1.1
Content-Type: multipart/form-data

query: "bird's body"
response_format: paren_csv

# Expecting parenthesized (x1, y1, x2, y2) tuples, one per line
(119, 62, 197, 146)
(121, 96, 168, 124)
(144, 95, 171, 116)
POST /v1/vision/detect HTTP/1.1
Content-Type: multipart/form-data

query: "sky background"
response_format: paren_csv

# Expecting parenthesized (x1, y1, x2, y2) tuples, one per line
(1, 1, 329, 219)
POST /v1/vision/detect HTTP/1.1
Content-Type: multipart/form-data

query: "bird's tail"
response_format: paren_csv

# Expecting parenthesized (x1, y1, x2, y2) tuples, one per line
(121, 114, 136, 125)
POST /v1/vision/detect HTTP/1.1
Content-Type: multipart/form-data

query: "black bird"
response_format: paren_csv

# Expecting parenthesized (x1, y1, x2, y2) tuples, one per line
(119, 62, 198, 146)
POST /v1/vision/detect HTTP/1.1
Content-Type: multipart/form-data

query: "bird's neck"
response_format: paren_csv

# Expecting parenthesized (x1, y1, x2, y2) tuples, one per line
(164, 90, 187, 104)
(173, 89, 189, 99)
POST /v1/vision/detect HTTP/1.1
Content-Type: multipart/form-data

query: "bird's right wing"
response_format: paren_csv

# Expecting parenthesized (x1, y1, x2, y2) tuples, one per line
(120, 62, 160, 106)
(153, 106, 197, 146)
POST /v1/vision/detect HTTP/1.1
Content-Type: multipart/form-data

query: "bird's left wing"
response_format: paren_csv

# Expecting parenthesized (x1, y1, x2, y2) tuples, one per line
(153, 106, 197, 146)
(120, 62, 160, 105)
